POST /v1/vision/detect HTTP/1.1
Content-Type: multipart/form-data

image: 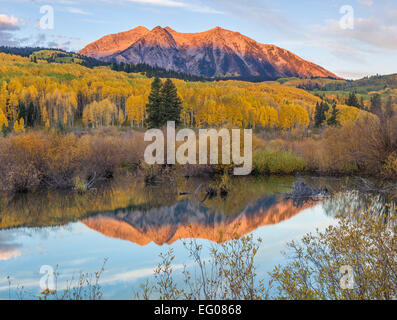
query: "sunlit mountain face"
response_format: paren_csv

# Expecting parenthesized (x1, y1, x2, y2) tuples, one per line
(79, 26, 339, 80)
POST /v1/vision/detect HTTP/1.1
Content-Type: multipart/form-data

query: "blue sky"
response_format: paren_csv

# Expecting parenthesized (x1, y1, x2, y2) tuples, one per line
(0, 0, 396, 79)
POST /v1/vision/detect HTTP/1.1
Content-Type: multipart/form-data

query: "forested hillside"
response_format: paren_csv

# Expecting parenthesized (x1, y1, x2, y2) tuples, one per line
(0, 51, 396, 194)
(279, 75, 397, 107)
(0, 52, 367, 133)
(0, 47, 208, 81)
(280, 74, 397, 93)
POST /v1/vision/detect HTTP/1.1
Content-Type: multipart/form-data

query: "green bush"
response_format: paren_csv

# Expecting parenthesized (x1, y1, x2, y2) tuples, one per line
(252, 149, 306, 175)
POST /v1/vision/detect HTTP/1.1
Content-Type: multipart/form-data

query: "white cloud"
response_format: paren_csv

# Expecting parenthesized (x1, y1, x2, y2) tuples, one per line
(198, 0, 298, 35)
(128, 0, 186, 7)
(127, 0, 223, 14)
(0, 248, 21, 261)
(321, 17, 397, 51)
(333, 70, 372, 80)
(66, 7, 92, 15)
(101, 263, 185, 284)
(357, 0, 373, 7)
(0, 14, 22, 46)
(0, 232, 22, 261)
(0, 14, 20, 30)
(82, 18, 109, 24)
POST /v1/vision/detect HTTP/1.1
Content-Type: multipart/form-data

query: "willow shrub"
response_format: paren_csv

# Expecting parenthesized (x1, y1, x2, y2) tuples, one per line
(252, 148, 306, 175)
(137, 209, 396, 300)
(270, 212, 396, 300)
(0, 130, 145, 192)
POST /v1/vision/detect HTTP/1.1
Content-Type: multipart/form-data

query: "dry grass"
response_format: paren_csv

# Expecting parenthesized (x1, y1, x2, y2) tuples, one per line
(0, 130, 145, 192)
(254, 115, 397, 177)
(252, 149, 306, 175)
(1, 114, 395, 193)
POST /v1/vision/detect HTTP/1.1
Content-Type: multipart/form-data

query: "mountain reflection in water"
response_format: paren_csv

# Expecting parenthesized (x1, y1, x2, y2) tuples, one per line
(0, 176, 322, 244)
(1, 175, 373, 248)
(82, 196, 316, 246)
(1, 175, 394, 301)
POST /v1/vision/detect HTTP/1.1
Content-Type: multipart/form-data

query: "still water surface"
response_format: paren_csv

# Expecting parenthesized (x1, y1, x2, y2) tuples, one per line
(0, 175, 381, 299)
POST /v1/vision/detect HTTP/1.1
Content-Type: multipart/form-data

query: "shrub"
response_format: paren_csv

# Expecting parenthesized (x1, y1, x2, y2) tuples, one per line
(252, 149, 306, 175)
(0, 130, 146, 192)
(136, 234, 269, 300)
(137, 210, 396, 300)
(44, 133, 87, 188)
(270, 212, 396, 300)
(0, 132, 48, 192)
(382, 153, 397, 178)
(256, 114, 397, 176)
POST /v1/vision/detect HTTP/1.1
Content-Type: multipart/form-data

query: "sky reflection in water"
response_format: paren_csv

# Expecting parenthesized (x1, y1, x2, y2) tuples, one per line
(0, 176, 352, 299)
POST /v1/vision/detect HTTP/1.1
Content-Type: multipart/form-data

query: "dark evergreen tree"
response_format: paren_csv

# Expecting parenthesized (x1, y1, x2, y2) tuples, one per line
(1, 124, 10, 137)
(145, 77, 163, 128)
(314, 102, 322, 127)
(346, 92, 360, 108)
(18, 102, 26, 122)
(327, 103, 339, 126)
(385, 96, 394, 118)
(26, 102, 37, 127)
(314, 101, 329, 128)
(370, 94, 382, 115)
(18, 101, 37, 127)
(160, 79, 182, 126)
(360, 96, 365, 110)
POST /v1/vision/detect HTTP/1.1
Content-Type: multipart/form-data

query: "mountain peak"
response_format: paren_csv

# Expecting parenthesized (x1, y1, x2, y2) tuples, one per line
(164, 26, 176, 34)
(207, 26, 238, 34)
(79, 26, 149, 58)
(144, 26, 177, 48)
(206, 26, 228, 35)
(79, 26, 339, 80)
(133, 26, 149, 32)
(151, 25, 164, 32)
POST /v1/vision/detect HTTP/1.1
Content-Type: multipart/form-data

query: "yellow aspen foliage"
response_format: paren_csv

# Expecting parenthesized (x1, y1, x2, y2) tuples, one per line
(258, 105, 279, 128)
(118, 109, 125, 125)
(126, 95, 145, 127)
(82, 99, 118, 127)
(0, 108, 8, 128)
(0, 52, 324, 130)
(0, 82, 8, 114)
(278, 103, 310, 130)
(333, 105, 370, 125)
(13, 118, 25, 132)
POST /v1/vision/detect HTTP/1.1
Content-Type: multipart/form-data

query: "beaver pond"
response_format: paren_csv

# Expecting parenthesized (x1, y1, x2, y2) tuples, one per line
(0, 175, 394, 299)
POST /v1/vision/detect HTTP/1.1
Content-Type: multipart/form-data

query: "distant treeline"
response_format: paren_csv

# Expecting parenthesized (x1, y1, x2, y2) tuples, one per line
(296, 74, 397, 93)
(0, 46, 208, 82)
(0, 46, 59, 57)
(109, 62, 208, 82)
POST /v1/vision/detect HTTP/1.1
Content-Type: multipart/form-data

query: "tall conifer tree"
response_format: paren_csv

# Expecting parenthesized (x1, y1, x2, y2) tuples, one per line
(327, 103, 339, 126)
(370, 94, 382, 116)
(160, 79, 182, 126)
(145, 77, 163, 128)
(314, 101, 329, 128)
